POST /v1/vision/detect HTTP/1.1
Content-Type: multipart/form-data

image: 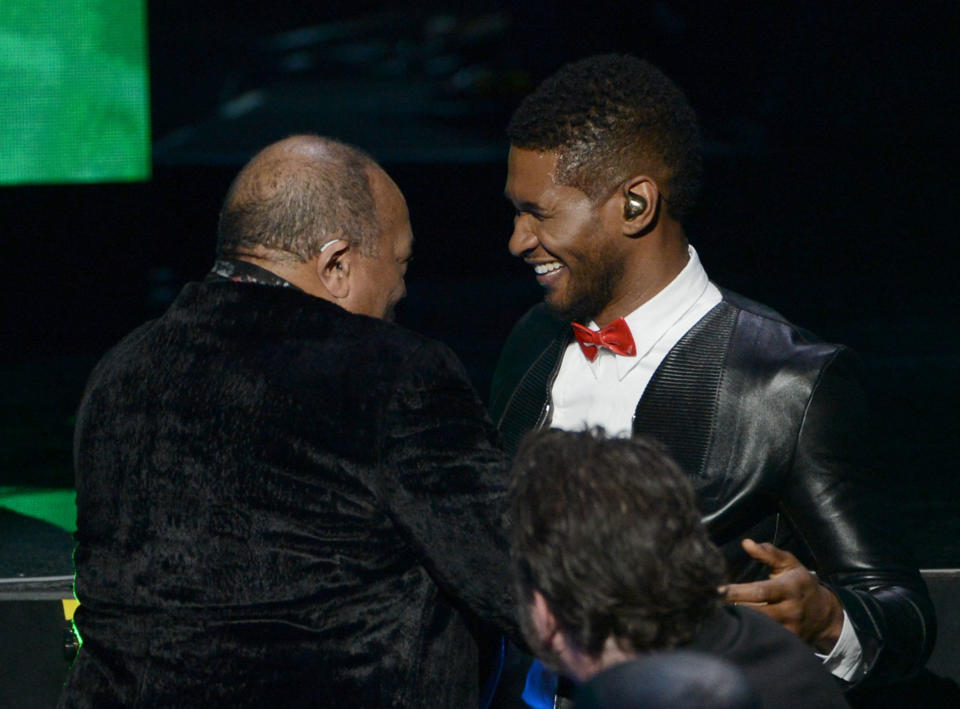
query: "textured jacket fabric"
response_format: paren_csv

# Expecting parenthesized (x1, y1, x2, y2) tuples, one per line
(490, 291, 935, 687)
(61, 280, 516, 708)
(576, 606, 850, 708)
(684, 606, 850, 707)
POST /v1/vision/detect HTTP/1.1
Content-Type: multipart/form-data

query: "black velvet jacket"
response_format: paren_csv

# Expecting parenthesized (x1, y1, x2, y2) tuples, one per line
(490, 291, 935, 687)
(62, 280, 517, 708)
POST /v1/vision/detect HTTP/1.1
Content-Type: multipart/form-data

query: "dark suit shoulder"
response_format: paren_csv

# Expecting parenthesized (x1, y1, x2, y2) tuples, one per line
(489, 303, 566, 417)
(688, 607, 849, 708)
(719, 288, 791, 325)
(496, 303, 566, 361)
(176, 279, 456, 366)
(719, 287, 851, 372)
(83, 280, 473, 444)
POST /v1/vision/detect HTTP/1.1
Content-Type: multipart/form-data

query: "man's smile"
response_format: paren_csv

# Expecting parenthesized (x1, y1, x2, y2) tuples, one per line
(533, 260, 564, 276)
(531, 261, 567, 288)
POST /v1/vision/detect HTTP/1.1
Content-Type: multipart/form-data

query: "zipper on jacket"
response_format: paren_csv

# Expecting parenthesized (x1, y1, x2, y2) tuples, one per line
(534, 343, 565, 430)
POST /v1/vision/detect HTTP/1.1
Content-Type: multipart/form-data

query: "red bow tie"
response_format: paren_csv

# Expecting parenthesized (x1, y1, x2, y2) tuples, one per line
(571, 318, 637, 362)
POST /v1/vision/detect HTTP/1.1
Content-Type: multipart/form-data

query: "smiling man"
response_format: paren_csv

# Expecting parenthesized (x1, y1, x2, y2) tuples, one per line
(62, 135, 517, 708)
(490, 55, 934, 704)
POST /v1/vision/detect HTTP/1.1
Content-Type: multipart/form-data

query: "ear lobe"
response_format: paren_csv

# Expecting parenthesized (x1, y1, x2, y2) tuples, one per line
(316, 239, 351, 298)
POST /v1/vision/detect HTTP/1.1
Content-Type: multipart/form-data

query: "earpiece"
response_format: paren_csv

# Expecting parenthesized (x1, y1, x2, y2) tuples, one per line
(624, 191, 647, 220)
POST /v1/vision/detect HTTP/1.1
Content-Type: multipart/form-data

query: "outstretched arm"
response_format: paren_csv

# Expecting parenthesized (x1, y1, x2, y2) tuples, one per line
(380, 339, 519, 639)
(773, 347, 935, 685)
(723, 539, 845, 653)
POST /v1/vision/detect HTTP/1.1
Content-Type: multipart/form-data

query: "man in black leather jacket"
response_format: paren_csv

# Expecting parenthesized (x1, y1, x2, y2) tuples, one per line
(491, 54, 933, 695)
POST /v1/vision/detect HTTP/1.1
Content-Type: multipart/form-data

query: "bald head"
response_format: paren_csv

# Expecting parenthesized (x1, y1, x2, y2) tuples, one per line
(217, 135, 380, 261)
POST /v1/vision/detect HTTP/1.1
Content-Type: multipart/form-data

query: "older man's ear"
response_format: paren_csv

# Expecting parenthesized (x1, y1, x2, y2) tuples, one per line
(315, 239, 351, 299)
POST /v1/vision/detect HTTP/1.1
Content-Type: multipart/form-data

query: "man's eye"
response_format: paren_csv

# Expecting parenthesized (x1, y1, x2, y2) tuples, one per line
(515, 209, 546, 221)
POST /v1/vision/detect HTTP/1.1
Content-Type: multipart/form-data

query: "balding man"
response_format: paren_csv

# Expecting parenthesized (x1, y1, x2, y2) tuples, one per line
(61, 136, 516, 708)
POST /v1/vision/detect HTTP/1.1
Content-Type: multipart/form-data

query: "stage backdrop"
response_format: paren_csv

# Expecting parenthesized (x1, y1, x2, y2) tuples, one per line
(0, 0, 151, 185)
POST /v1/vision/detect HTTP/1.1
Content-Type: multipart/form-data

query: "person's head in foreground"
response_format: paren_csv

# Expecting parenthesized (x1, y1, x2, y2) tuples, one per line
(217, 134, 413, 320)
(508, 427, 726, 682)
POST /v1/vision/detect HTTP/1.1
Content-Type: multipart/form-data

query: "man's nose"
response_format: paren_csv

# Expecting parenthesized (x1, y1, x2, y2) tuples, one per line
(508, 217, 537, 258)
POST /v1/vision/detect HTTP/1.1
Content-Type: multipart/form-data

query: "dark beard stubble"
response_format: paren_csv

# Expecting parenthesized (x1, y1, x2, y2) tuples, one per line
(545, 239, 625, 324)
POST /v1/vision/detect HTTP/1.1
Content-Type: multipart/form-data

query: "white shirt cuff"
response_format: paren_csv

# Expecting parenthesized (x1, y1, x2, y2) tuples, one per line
(815, 609, 866, 682)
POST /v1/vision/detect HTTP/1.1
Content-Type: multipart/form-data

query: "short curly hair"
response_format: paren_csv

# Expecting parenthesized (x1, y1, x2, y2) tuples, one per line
(507, 54, 702, 222)
(509, 428, 725, 656)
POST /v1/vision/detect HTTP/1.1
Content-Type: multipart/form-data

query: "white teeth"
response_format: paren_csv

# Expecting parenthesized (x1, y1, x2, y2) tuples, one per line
(534, 262, 564, 275)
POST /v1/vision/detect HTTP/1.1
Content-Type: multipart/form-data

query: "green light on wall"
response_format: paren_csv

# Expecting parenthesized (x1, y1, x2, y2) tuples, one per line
(0, 0, 151, 185)
(0, 487, 76, 532)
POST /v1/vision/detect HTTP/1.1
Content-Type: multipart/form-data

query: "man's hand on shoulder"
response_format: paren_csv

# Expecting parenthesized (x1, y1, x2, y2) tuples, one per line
(722, 539, 845, 653)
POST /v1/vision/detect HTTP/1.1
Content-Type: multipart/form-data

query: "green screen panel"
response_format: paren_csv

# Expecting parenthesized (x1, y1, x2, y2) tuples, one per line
(0, 0, 151, 185)
(0, 487, 76, 532)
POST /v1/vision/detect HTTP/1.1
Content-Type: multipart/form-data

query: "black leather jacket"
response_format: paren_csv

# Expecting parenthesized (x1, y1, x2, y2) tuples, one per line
(490, 290, 935, 687)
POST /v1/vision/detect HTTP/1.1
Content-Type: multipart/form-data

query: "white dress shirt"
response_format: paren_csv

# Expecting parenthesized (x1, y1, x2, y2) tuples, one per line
(548, 245, 864, 682)
(551, 245, 721, 433)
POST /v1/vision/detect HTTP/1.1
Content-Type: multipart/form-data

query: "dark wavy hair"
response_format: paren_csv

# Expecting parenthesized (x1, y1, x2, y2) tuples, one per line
(509, 428, 725, 657)
(507, 54, 702, 222)
(217, 135, 379, 260)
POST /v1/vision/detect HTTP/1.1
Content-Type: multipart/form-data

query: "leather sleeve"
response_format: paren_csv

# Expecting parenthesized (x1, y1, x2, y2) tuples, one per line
(379, 338, 519, 639)
(779, 346, 936, 685)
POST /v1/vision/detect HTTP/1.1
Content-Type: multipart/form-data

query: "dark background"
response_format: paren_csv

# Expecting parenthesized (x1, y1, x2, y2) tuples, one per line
(1, 1, 957, 564)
